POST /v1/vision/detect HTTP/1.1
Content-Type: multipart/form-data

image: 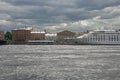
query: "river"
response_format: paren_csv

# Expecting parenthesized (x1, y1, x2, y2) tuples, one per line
(0, 45, 120, 80)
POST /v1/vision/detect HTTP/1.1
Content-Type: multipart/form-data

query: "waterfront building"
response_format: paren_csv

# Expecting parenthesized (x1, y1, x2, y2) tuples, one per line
(45, 33, 57, 41)
(28, 33, 56, 45)
(12, 27, 33, 44)
(57, 30, 76, 44)
(0, 30, 6, 44)
(67, 29, 120, 45)
(30, 31, 45, 40)
(0, 30, 4, 40)
(57, 30, 76, 39)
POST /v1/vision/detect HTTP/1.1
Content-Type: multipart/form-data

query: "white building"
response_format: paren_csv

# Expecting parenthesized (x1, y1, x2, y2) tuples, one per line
(75, 30, 120, 45)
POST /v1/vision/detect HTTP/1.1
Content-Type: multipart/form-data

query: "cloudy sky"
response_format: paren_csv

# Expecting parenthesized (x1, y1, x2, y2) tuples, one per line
(0, 0, 120, 32)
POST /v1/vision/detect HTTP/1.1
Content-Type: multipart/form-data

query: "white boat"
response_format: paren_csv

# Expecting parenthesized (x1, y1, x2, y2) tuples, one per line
(66, 30, 120, 45)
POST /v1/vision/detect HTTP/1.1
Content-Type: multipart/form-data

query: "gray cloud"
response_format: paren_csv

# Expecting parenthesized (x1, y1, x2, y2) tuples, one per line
(76, 0, 120, 10)
(0, 0, 120, 32)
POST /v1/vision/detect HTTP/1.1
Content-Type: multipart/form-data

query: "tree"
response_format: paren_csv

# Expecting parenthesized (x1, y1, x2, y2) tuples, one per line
(5, 31, 12, 40)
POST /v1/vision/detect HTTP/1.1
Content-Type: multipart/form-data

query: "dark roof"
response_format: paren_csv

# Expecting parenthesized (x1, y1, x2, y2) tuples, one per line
(57, 30, 75, 35)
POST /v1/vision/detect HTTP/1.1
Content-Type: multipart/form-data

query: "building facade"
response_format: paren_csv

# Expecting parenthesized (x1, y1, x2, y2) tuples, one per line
(12, 27, 33, 44)
(28, 32, 58, 45)
(0, 30, 4, 40)
(30, 32, 45, 40)
(57, 30, 76, 39)
(57, 30, 76, 44)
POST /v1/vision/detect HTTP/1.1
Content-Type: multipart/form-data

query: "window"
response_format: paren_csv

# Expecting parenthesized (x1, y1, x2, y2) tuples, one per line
(117, 35, 118, 41)
(109, 35, 111, 41)
(114, 35, 116, 41)
(104, 35, 105, 41)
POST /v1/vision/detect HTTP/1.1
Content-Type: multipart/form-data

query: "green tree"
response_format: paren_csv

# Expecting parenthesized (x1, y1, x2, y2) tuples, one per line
(5, 31, 12, 40)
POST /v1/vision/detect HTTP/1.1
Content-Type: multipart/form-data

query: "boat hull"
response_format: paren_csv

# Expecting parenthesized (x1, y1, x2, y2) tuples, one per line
(0, 40, 6, 45)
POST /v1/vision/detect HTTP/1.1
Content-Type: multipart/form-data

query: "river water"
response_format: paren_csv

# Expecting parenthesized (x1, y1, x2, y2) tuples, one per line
(0, 45, 120, 80)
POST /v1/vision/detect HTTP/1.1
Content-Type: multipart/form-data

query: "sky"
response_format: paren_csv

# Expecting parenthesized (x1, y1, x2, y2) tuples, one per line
(0, 0, 120, 32)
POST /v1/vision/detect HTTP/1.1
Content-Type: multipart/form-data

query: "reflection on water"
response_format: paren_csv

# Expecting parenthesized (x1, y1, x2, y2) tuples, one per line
(0, 45, 120, 80)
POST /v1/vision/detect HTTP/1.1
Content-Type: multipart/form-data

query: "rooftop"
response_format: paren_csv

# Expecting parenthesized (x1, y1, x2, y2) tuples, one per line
(13, 27, 33, 30)
(45, 33, 57, 36)
(31, 31, 45, 34)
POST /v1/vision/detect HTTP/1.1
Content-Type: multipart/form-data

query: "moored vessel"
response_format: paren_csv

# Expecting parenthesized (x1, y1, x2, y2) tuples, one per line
(0, 40, 6, 45)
